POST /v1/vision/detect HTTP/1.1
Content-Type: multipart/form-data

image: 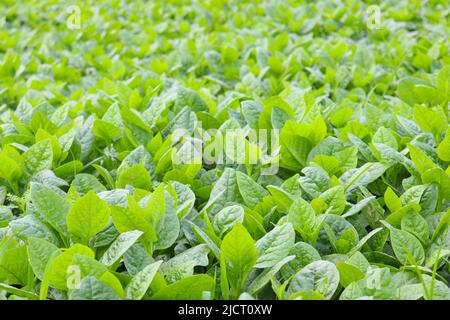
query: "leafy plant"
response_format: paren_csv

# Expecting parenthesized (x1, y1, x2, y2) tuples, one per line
(0, 0, 449, 300)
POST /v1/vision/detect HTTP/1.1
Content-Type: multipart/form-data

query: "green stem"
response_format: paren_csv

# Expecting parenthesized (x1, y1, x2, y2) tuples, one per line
(413, 265, 429, 300)
(430, 229, 448, 299)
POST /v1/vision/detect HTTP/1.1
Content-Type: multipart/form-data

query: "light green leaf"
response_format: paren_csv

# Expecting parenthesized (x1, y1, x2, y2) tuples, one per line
(438, 127, 450, 161)
(151, 274, 214, 300)
(100, 230, 144, 267)
(27, 237, 60, 280)
(236, 171, 269, 208)
(154, 190, 180, 250)
(160, 245, 210, 283)
(69, 276, 121, 300)
(382, 221, 425, 266)
(213, 205, 244, 237)
(288, 198, 316, 235)
(30, 182, 70, 237)
(287, 260, 339, 299)
(401, 210, 430, 245)
(255, 223, 295, 268)
(67, 191, 110, 244)
(23, 139, 53, 176)
(221, 223, 258, 298)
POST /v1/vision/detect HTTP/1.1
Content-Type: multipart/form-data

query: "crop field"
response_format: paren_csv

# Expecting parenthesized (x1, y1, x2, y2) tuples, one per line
(0, 0, 449, 301)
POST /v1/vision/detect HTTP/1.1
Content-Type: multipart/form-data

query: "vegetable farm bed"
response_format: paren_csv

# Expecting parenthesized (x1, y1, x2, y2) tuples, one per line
(0, 0, 449, 300)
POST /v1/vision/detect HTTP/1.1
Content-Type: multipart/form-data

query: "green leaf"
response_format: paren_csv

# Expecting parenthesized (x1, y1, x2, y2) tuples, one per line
(280, 125, 312, 170)
(343, 163, 387, 192)
(336, 261, 365, 287)
(125, 260, 163, 300)
(221, 223, 258, 298)
(160, 245, 210, 283)
(255, 223, 295, 268)
(0, 153, 22, 191)
(154, 190, 180, 250)
(205, 168, 240, 215)
(27, 237, 60, 280)
(299, 166, 330, 198)
(171, 181, 195, 218)
(151, 274, 214, 300)
(373, 127, 398, 150)
(30, 182, 70, 238)
(248, 255, 295, 295)
(401, 210, 430, 245)
(384, 187, 402, 212)
(23, 139, 53, 176)
(0, 283, 39, 300)
(100, 230, 144, 267)
(422, 168, 450, 200)
(346, 252, 370, 273)
(124, 243, 154, 276)
(437, 126, 450, 161)
(69, 276, 121, 300)
(413, 105, 447, 139)
(408, 143, 437, 175)
(288, 198, 316, 236)
(348, 228, 383, 256)
(72, 174, 107, 195)
(236, 171, 269, 207)
(280, 242, 321, 280)
(431, 210, 450, 244)
(382, 221, 425, 266)
(67, 191, 110, 244)
(111, 196, 156, 248)
(47, 244, 94, 290)
(319, 186, 346, 215)
(117, 164, 152, 190)
(0, 0, 449, 302)
(342, 196, 376, 218)
(213, 205, 244, 237)
(287, 260, 339, 299)
(10, 215, 60, 245)
(190, 222, 221, 259)
(0, 207, 13, 228)
(0, 246, 29, 285)
(93, 119, 121, 142)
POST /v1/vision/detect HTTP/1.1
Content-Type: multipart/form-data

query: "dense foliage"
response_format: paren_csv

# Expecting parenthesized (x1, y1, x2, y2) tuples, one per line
(0, 0, 449, 300)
